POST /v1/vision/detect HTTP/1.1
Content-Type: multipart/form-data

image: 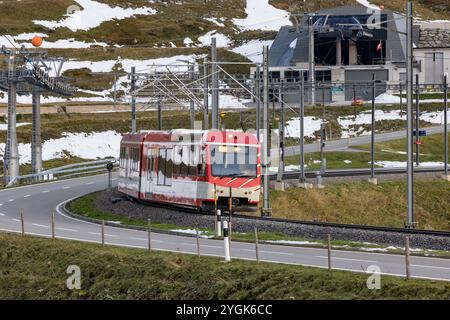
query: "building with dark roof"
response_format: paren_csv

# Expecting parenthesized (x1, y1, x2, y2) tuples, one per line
(253, 4, 450, 104)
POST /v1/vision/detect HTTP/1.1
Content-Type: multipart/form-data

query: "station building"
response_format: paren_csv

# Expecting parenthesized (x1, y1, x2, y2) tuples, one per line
(253, 4, 450, 104)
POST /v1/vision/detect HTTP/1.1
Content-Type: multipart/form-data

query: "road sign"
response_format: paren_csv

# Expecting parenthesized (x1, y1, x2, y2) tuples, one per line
(413, 129, 427, 137)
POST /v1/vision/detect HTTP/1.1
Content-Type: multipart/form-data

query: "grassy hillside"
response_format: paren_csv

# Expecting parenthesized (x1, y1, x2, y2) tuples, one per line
(271, 180, 450, 230)
(1, 233, 450, 299)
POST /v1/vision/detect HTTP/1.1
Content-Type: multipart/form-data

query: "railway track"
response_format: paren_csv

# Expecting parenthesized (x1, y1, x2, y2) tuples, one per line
(233, 213, 450, 238)
(271, 166, 445, 180)
(112, 189, 450, 239)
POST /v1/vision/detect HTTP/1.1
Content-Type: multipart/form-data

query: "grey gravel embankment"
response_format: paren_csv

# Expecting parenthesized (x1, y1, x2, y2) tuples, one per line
(83, 189, 450, 251)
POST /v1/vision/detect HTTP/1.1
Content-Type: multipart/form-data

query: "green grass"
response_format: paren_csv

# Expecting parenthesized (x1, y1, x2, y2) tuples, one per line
(354, 132, 450, 162)
(284, 131, 450, 170)
(2, 232, 450, 299)
(271, 180, 450, 230)
(68, 193, 198, 231)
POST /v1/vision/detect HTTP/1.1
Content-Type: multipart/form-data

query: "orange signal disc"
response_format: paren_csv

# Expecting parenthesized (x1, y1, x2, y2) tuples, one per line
(31, 35, 44, 47)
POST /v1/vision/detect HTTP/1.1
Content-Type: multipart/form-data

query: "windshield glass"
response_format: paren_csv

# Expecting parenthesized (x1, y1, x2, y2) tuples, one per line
(210, 145, 258, 178)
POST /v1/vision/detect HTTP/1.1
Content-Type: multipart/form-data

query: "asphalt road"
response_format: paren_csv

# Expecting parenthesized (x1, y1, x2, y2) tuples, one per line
(283, 124, 450, 156)
(0, 173, 449, 282)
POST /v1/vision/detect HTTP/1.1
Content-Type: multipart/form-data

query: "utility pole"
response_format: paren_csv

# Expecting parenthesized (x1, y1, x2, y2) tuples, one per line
(261, 46, 272, 218)
(308, 15, 316, 106)
(415, 74, 420, 166)
(369, 74, 377, 184)
(406, 1, 416, 229)
(280, 81, 285, 174)
(443, 75, 449, 180)
(299, 77, 306, 184)
(211, 37, 219, 129)
(130, 66, 137, 133)
(157, 98, 163, 130)
(113, 74, 117, 107)
(400, 82, 403, 116)
(256, 65, 261, 142)
(275, 82, 285, 190)
(189, 63, 195, 129)
(4, 53, 19, 185)
(31, 87, 42, 177)
(203, 58, 209, 130)
(320, 122, 326, 175)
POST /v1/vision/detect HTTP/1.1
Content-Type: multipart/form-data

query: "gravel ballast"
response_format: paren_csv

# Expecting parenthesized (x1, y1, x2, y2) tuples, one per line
(79, 189, 450, 251)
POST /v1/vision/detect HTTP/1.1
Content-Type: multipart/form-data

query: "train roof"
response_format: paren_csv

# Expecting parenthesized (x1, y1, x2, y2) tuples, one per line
(121, 129, 258, 144)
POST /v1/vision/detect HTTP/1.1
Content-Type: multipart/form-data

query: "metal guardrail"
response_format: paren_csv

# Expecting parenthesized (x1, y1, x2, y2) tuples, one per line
(6, 158, 118, 187)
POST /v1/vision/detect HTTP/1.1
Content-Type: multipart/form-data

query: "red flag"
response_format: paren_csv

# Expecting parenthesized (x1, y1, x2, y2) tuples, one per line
(376, 41, 383, 52)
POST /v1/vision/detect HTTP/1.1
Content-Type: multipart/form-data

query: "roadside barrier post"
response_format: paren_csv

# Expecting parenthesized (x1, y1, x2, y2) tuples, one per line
(101, 220, 105, 246)
(327, 234, 332, 271)
(405, 236, 411, 280)
(223, 221, 231, 262)
(196, 228, 201, 258)
(255, 227, 260, 263)
(51, 211, 55, 241)
(215, 209, 222, 237)
(20, 210, 24, 236)
(148, 219, 152, 251)
(214, 184, 218, 213)
(228, 187, 233, 221)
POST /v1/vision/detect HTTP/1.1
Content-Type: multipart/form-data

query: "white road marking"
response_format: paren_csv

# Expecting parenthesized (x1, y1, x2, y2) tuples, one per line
(42, 190, 50, 193)
(56, 228, 78, 232)
(88, 232, 117, 238)
(128, 237, 147, 241)
(32, 224, 49, 229)
(412, 264, 450, 271)
(201, 245, 222, 249)
(127, 237, 163, 243)
(63, 186, 71, 189)
(24, 195, 30, 198)
(239, 248, 293, 256)
(12, 218, 20, 222)
(0, 204, 3, 206)
(85, 182, 94, 185)
(316, 256, 377, 263)
(8, 199, 14, 202)
(0, 213, 5, 216)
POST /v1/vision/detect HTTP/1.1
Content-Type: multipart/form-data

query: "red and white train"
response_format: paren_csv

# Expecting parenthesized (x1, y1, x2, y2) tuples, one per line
(118, 130, 261, 212)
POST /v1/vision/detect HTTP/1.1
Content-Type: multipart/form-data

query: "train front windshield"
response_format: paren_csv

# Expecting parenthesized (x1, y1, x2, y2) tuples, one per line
(210, 145, 258, 178)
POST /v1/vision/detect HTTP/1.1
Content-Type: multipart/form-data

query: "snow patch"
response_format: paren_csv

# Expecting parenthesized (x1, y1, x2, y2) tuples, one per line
(231, 40, 274, 64)
(0, 131, 122, 165)
(33, 0, 156, 32)
(198, 31, 231, 47)
(169, 229, 213, 239)
(285, 117, 323, 139)
(374, 161, 447, 168)
(233, 0, 291, 31)
(0, 123, 31, 131)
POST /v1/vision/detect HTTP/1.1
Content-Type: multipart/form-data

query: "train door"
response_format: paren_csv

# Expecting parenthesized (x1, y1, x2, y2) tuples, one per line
(144, 148, 158, 199)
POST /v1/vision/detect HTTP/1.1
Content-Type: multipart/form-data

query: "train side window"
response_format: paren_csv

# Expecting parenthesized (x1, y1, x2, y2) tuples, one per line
(180, 146, 189, 176)
(125, 147, 130, 177)
(198, 146, 206, 176)
(132, 148, 140, 172)
(157, 148, 173, 186)
(188, 146, 197, 176)
(173, 146, 182, 176)
(120, 147, 126, 169)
